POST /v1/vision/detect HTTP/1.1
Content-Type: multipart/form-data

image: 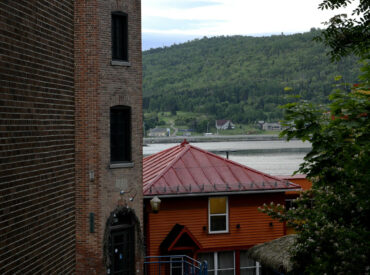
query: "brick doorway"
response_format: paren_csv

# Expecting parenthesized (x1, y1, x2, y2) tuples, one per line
(105, 207, 140, 275)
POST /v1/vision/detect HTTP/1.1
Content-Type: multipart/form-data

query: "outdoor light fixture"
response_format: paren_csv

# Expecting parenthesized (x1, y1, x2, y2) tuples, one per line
(150, 196, 161, 213)
(129, 189, 138, 202)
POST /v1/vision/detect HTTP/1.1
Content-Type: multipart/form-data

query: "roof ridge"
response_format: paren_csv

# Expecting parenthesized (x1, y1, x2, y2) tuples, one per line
(189, 144, 289, 183)
(143, 144, 191, 193)
(144, 144, 180, 162)
(144, 148, 182, 176)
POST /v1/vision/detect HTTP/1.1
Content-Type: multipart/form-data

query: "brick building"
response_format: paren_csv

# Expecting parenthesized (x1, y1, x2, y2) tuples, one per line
(1, 0, 143, 274)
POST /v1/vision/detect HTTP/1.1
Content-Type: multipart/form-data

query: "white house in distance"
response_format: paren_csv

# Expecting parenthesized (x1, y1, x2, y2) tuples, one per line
(216, 120, 235, 130)
(262, 122, 282, 131)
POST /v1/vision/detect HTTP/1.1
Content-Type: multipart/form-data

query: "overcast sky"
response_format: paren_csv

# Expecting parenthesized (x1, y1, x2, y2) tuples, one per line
(142, 0, 358, 49)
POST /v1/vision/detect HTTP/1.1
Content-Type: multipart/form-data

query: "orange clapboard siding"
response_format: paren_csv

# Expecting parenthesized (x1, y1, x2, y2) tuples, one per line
(281, 175, 312, 195)
(145, 192, 286, 257)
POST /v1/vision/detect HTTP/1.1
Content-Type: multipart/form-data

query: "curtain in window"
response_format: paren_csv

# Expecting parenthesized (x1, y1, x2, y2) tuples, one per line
(218, 251, 234, 275)
(240, 250, 260, 275)
(197, 253, 215, 275)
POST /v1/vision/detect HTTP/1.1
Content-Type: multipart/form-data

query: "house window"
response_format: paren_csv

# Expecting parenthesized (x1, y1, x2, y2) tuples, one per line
(208, 197, 228, 233)
(110, 105, 131, 163)
(112, 12, 128, 61)
(240, 250, 261, 275)
(198, 251, 235, 275)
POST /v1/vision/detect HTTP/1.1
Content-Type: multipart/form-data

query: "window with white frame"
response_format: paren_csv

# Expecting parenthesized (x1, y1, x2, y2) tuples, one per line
(198, 251, 235, 275)
(208, 197, 228, 233)
(240, 250, 261, 275)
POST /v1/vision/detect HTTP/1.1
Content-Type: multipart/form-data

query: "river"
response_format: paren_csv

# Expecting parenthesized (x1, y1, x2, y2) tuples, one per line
(143, 139, 311, 176)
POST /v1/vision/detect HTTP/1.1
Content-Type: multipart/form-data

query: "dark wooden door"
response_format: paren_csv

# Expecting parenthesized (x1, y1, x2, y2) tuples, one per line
(111, 225, 135, 275)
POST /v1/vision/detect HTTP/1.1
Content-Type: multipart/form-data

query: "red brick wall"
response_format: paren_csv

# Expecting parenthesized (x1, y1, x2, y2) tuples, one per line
(75, 0, 143, 273)
(0, 0, 75, 273)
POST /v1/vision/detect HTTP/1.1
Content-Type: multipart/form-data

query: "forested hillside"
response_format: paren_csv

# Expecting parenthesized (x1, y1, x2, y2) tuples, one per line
(143, 29, 360, 123)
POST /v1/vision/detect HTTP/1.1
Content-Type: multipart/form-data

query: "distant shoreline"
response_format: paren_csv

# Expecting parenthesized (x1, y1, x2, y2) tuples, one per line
(143, 134, 291, 144)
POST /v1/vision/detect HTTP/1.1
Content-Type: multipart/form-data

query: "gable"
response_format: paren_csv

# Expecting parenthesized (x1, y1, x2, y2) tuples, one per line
(160, 224, 202, 253)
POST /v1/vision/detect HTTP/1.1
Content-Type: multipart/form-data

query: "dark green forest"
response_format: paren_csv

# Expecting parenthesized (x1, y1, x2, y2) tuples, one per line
(143, 29, 360, 124)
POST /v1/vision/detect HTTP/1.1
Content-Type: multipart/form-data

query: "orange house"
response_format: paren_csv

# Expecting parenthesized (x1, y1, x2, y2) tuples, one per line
(143, 141, 300, 274)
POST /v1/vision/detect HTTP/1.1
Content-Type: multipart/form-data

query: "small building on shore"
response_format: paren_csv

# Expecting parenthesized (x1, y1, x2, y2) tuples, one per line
(262, 122, 282, 131)
(216, 119, 235, 130)
(148, 127, 170, 137)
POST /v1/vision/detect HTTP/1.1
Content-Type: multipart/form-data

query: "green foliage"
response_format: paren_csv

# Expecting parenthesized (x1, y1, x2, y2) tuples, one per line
(315, 0, 370, 60)
(144, 112, 160, 131)
(261, 69, 370, 273)
(175, 115, 213, 133)
(143, 30, 360, 123)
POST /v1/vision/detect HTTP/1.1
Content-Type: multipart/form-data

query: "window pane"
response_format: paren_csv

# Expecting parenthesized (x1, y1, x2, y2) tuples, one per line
(210, 197, 226, 214)
(197, 252, 214, 270)
(110, 106, 131, 162)
(218, 251, 234, 269)
(240, 250, 256, 267)
(210, 216, 226, 231)
(219, 271, 234, 275)
(112, 13, 128, 61)
(240, 269, 256, 275)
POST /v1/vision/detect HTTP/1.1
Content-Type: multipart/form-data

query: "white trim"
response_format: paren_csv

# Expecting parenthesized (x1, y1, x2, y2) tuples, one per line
(208, 196, 229, 234)
(240, 250, 261, 275)
(212, 251, 235, 275)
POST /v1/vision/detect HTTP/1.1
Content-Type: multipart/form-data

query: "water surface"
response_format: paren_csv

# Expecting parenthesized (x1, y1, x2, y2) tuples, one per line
(143, 140, 311, 176)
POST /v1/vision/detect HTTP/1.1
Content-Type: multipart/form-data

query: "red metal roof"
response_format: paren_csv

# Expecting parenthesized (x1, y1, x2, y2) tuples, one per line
(143, 140, 300, 197)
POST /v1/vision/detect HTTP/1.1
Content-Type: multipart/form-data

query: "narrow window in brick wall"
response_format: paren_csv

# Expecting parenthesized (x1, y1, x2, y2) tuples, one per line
(110, 105, 131, 162)
(112, 12, 128, 61)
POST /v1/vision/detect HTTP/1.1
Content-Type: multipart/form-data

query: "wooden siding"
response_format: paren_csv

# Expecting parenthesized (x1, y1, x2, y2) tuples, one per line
(145, 193, 286, 258)
(285, 177, 312, 196)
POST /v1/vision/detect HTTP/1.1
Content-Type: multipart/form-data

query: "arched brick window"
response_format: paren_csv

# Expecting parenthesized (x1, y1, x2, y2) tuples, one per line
(110, 105, 131, 162)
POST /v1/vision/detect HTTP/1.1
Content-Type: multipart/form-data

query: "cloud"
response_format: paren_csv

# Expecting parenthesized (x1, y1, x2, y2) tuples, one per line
(142, 0, 360, 36)
(159, 1, 222, 9)
(144, 16, 225, 32)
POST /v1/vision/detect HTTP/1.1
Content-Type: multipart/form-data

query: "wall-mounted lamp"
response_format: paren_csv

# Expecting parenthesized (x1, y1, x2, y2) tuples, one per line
(150, 196, 161, 213)
(202, 226, 207, 231)
(236, 224, 241, 229)
(129, 189, 138, 202)
(269, 222, 274, 227)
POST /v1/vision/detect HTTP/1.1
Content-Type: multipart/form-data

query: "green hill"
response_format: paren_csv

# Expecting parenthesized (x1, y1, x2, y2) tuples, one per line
(143, 29, 360, 124)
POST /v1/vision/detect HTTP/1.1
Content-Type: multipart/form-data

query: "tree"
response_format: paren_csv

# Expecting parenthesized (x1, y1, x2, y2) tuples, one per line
(261, 0, 370, 274)
(262, 72, 369, 273)
(315, 0, 370, 60)
(260, 0, 369, 271)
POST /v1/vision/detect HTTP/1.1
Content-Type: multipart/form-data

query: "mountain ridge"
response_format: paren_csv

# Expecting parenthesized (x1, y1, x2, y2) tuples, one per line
(143, 29, 360, 124)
